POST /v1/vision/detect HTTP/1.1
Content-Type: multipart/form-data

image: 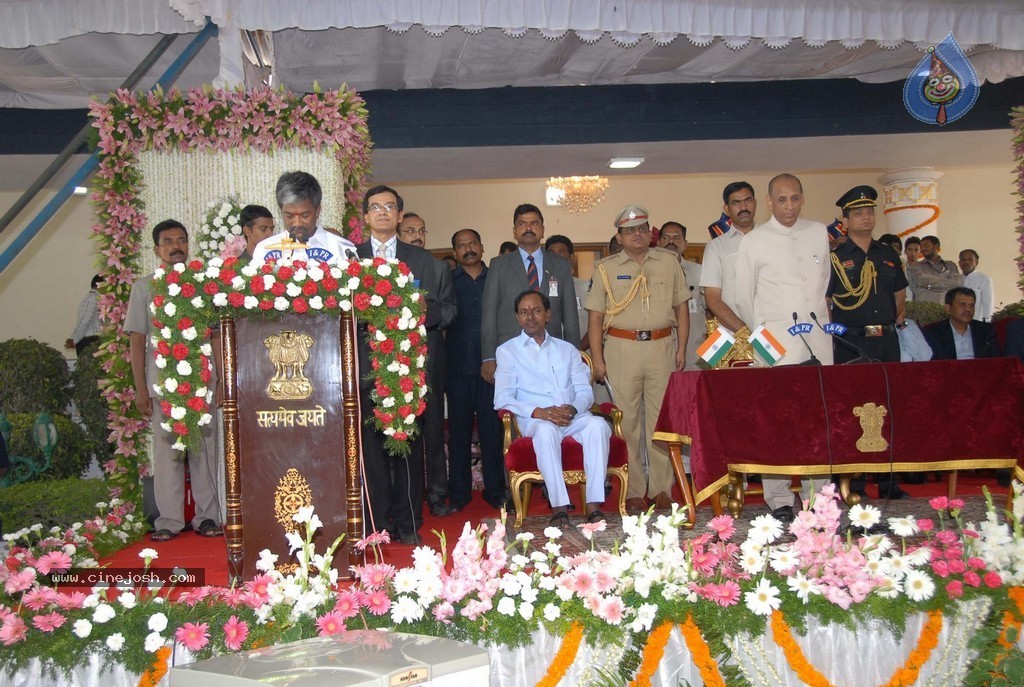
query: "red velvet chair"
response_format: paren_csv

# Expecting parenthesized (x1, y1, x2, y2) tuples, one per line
(499, 352, 629, 527)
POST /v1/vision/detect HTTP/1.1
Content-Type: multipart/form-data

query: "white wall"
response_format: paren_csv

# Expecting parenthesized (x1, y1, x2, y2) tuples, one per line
(0, 162, 1020, 352)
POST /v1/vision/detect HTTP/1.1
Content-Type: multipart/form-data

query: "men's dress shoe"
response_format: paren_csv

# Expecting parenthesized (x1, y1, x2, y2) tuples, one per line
(449, 496, 471, 513)
(625, 497, 647, 514)
(397, 529, 423, 546)
(652, 492, 674, 511)
(879, 485, 908, 500)
(771, 506, 795, 525)
(429, 501, 452, 517)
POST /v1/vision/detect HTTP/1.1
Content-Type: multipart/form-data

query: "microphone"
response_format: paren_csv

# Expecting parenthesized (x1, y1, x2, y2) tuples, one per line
(790, 312, 821, 366)
(809, 312, 875, 364)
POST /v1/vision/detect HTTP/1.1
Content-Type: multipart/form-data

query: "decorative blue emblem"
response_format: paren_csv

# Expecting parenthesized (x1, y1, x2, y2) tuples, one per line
(306, 247, 334, 262)
(788, 323, 814, 336)
(824, 323, 848, 335)
(903, 33, 980, 126)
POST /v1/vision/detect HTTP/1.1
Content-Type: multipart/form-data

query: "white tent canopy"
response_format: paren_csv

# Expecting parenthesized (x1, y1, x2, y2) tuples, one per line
(0, 0, 1020, 108)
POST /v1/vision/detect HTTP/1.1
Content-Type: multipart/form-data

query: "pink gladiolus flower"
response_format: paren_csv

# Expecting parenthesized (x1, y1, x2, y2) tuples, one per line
(34, 551, 73, 575)
(316, 611, 347, 637)
(0, 616, 27, 645)
(929, 496, 949, 510)
(708, 514, 736, 541)
(32, 612, 66, 632)
(432, 602, 455, 623)
(222, 615, 248, 651)
(333, 590, 361, 620)
(174, 622, 210, 651)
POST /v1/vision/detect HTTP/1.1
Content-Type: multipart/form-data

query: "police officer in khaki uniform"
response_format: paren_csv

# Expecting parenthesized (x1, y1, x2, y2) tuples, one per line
(586, 205, 690, 513)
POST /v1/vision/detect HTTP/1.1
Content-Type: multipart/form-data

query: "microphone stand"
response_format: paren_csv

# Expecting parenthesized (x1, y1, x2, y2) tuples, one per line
(791, 312, 821, 366)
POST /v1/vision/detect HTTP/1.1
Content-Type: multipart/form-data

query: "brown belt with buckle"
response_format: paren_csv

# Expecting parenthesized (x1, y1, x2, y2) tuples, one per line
(606, 326, 673, 341)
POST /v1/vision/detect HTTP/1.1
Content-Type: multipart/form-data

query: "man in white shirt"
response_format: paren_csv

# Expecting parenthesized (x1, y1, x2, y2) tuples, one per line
(251, 171, 356, 265)
(959, 249, 995, 321)
(495, 290, 610, 527)
(700, 181, 757, 338)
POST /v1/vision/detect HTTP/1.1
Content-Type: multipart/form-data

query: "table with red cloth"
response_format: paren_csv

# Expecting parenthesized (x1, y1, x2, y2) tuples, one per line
(653, 358, 1024, 506)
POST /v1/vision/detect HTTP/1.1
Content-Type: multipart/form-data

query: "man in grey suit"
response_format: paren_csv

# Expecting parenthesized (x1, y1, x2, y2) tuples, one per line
(356, 184, 457, 544)
(481, 204, 580, 390)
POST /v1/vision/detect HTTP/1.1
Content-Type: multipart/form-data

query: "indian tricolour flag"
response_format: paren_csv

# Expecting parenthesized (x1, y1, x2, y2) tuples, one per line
(697, 326, 735, 367)
(750, 325, 787, 366)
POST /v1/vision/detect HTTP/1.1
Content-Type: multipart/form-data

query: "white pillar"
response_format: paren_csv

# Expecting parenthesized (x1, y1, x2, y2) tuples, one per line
(878, 167, 943, 241)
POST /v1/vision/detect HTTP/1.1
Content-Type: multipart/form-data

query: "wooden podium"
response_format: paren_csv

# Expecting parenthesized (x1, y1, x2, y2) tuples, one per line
(220, 311, 364, 582)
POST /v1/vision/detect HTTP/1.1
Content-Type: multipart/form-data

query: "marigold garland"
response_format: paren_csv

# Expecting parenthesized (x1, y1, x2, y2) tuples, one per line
(771, 609, 942, 687)
(679, 616, 726, 687)
(883, 203, 940, 238)
(534, 622, 584, 687)
(136, 646, 171, 687)
(628, 621, 674, 687)
(996, 587, 1024, 653)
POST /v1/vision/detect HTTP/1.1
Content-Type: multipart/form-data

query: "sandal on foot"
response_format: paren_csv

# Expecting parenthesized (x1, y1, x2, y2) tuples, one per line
(197, 519, 223, 537)
(586, 509, 606, 524)
(151, 529, 176, 542)
(549, 511, 571, 528)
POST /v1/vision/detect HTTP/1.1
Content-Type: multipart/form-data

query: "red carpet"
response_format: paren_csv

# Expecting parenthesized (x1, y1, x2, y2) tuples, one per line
(101, 473, 1010, 586)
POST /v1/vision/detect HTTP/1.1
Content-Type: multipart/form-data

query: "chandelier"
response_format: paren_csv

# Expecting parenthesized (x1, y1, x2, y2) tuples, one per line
(546, 176, 610, 214)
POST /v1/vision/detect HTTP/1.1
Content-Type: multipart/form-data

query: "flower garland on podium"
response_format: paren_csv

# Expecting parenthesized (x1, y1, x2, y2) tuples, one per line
(149, 255, 427, 457)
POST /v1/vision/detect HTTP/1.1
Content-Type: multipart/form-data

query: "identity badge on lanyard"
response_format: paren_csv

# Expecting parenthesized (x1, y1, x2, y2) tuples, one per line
(548, 277, 559, 298)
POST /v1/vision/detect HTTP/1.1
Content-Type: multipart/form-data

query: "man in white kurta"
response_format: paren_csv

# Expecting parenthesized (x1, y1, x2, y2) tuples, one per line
(494, 290, 610, 525)
(733, 174, 832, 522)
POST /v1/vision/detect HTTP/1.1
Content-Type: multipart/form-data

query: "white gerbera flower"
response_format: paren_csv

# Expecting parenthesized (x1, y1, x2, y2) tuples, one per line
(903, 570, 936, 601)
(888, 516, 919, 538)
(744, 578, 781, 616)
(848, 503, 881, 530)
(747, 514, 784, 545)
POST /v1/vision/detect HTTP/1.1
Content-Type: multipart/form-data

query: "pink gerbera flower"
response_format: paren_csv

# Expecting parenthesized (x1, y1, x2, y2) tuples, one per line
(34, 551, 73, 575)
(22, 587, 58, 611)
(333, 590, 361, 620)
(174, 622, 210, 651)
(32, 612, 66, 632)
(707, 514, 736, 541)
(354, 531, 391, 551)
(316, 610, 347, 637)
(55, 592, 87, 610)
(222, 615, 248, 651)
(0, 616, 27, 645)
(361, 590, 391, 616)
(356, 563, 395, 590)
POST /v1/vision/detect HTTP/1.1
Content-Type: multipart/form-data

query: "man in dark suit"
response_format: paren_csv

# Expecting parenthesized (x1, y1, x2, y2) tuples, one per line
(480, 203, 579, 387)
(356, 185, 456, 545)
(923, 286, 1001, 360)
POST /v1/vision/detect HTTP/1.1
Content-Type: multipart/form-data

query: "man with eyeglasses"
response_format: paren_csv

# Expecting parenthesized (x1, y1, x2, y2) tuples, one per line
(586, 205, 690, 514)
(355, 185, 457, 543)
(480, 204, 579, 387)
(398, 212, 428, 249)
(657, 221, 706, 368)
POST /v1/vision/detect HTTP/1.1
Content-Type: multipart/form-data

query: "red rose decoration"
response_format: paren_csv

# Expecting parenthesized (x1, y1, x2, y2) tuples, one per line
(157, 341, 171, 356)
(322, 276, 338, 291)
(172, 422, 189, 436)
(386, 294, 402, 308)
(398, 405, 413, 418)
(362, 274, 375, 289)
(153, 295, 165, 308)
(353, 292, 371, 311)
(165, 271, 180, 284)
(270, 282, 286, 296)
(219, 267, 237, 283)
(277, 266, 294, 280)
(393, 431, 408, 441)
(203, 281, 219, 295)
(302, 280, 318, 296)
(177, 381, 192, 395)
(292, 297, 309, 314)
(200, 367, 212, 383)
(172, 343, 189, 360)
(379, 339, 395, 354)
(187, 397, 206, 412)
(408, 332, 421, 346)
(324, 295, 338, 309)
(181, 283, 196, 298)
(250, 277, 265, 294)
(346, 262, 362, 277)
(188, 260, 203, 271)
(374, 279, 392, 296)
(227, 292, 245, 307)
(177, 317, 193, 330)
(399, 377, 414, 394)
(160, 400, 172, 416)
(258, 299, 274, 311)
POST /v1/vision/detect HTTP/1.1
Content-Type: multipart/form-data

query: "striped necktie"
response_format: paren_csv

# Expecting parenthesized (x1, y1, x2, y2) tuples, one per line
(376, 241, 388, 259)
(527, 254, 539, 291)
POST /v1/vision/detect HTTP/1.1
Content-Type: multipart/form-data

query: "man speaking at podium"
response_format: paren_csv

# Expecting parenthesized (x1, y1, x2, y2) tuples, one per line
(733, 173, 831, 523)
(252, 171, 356, 264)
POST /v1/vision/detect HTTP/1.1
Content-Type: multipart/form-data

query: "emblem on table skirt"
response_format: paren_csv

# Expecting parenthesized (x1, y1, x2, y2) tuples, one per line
(274, 468, 313, 533)
(853, 403, 889, 452)
(264, 330, 315, 400)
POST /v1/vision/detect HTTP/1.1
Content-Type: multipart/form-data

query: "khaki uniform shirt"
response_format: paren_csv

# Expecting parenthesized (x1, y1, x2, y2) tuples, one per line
(585, 247, 689, 330)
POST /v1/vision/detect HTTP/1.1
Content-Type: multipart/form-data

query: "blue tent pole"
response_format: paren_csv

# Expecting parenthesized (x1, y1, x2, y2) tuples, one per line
(0, 19, 218, 276)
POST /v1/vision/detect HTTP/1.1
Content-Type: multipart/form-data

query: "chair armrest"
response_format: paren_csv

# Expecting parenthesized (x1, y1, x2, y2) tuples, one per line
(592, 402, 625, 440)
(497, 409, 520, 454)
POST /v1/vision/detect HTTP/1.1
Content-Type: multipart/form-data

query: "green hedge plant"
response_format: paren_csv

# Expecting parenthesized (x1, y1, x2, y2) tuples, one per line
(0, 477, 109, 533)
(0, 338, 72, 413)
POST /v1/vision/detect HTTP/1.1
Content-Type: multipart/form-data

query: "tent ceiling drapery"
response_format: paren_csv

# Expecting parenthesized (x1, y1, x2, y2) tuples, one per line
(0, 0, 1021, 108)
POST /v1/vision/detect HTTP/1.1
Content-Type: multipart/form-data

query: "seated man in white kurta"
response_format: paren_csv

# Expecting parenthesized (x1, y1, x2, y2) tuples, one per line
(494, 290, 610, 527)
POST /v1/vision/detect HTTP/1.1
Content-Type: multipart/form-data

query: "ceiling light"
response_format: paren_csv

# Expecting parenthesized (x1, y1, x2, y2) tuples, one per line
(545, 176, 610, 214)
(608, 157, 644, 169)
